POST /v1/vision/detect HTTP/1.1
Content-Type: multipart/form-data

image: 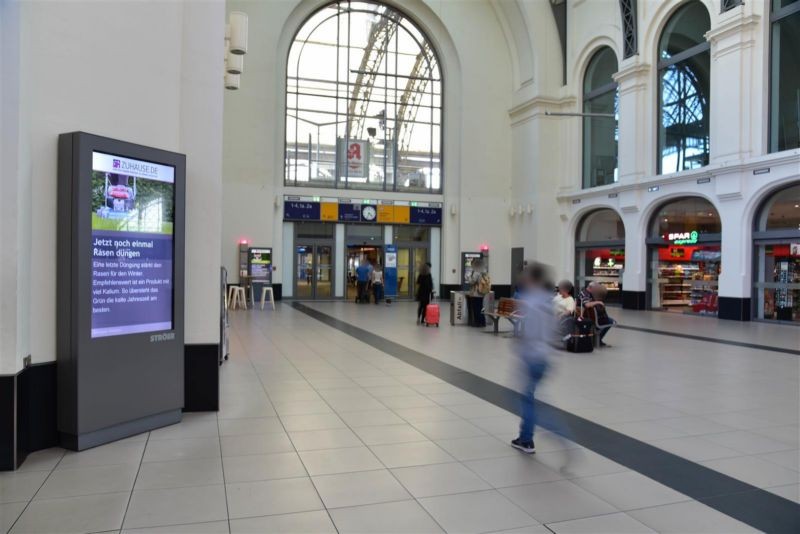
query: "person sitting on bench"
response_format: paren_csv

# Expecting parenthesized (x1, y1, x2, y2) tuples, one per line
(553, 280, 576, 337)
(577, 282, 614, 346)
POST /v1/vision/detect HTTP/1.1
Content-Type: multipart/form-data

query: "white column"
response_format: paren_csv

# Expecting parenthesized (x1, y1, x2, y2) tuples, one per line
(281, 223, 293, 298)
(334, 223, 345, 298)
(705, 11, 764, 163)
(0, 0, 30, 374)
(430, 227, 441, 294)
(180, 0, 225, 345)
(613, 61, 653, 184)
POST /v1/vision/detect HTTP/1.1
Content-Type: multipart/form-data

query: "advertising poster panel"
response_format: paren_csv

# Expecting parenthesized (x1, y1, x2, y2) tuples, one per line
(90, 152, 175, 338)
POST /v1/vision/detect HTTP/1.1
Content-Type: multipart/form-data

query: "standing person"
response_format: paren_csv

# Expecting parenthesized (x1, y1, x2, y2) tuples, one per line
(511, 263, 558, 454)
(355, 259, 372, 304)
(415, 263, 434, 324)
(371, 264, 384, 304)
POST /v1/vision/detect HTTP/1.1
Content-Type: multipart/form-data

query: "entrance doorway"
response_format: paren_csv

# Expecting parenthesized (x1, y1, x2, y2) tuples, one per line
(647, 197, 721, 315)
(396, 248, 428, 299)
(295, 243, 334, 299)
(346, 245, 382, 301)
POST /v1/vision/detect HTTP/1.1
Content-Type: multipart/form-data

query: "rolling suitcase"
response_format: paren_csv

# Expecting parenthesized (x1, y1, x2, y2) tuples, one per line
(566, 318, 593, 353)
(425, 303, 440, 327)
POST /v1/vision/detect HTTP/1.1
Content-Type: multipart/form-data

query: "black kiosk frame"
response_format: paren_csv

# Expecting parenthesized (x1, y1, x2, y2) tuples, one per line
(57, 132, 186, 450)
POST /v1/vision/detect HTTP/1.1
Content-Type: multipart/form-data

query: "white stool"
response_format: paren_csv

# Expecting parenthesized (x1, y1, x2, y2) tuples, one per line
(226, 285, 238, 309)
(229, 286, 247, 310)
(260, 286, 276, 310)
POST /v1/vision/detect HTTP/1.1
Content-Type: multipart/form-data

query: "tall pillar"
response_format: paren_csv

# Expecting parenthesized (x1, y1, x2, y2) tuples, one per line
(705, 11, 764, 163)
(613, 61, 653, 185)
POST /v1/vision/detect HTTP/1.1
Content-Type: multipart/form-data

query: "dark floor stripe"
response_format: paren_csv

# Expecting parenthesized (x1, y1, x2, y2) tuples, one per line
(615, 324, 800, 356)
(292, 302, 800, 534)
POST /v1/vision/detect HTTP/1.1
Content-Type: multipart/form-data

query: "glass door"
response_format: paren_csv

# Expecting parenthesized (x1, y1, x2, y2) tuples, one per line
(316, 245, 333, 299)
(294, 243, 334, 299)
(396, 248, 411, 299)
(295, 244, 314, 299)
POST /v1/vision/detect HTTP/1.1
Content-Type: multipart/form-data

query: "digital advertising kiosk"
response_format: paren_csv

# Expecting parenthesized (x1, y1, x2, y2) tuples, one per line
(57, 132, 186, 450)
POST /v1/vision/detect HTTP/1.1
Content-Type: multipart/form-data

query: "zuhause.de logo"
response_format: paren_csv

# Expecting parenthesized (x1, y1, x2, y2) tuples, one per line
(150, 332, 175, 343)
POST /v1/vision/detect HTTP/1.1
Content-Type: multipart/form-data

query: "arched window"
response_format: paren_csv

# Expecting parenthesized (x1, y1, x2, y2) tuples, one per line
(657, 1, 710, 174)
(575, 209, 625, 304)
(770, 0, 800, 152)
(756, 182, 800, 231)
(285, 1, 442, 193)
(582, 47, 619, 189)
(753, 183, 800, 322)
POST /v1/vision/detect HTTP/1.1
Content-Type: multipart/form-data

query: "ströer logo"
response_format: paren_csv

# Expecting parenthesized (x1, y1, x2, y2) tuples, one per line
(150, 332, 175, 342)
(113, 159, 121, 169)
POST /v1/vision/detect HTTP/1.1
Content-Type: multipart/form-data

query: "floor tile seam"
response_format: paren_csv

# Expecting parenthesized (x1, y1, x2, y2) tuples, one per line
(226, 503, 326, 523)
(5, 439, 100, 533)
(291, 302, 800, 533)
(116, 431, 150, 532)
(247, 343, 346, 533)
(613, 324, 800, 356)
(541, 509, 649, 530)
(215, 413, 234, 533)
(287, 347, 461, 534)
(748, 452, 800, 473)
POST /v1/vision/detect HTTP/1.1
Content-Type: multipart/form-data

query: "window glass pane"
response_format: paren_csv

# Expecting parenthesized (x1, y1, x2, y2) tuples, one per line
(774, 0, 800, 11)
(394, 225, 430, 242)
(577, 209, 625, 242)
(583, 90, 618, 188)
(770, 10, 800, 152)
(296, 222, 335, 238)
(658, 1, 710, 60)
(658, 52, 710, 173)
(582, 47, 618, 189)
(758, 184, 800, 231)
(286, 1, 442, 193)
(583, 47, 618, 93)
(650, 198, 720, 237)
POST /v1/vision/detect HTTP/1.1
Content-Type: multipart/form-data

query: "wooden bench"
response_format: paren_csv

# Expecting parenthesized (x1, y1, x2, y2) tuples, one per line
(484, 298, 526, 336)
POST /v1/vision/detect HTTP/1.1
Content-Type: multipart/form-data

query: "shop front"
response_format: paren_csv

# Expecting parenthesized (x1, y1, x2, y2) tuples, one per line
(647, 197, 721, 315)
(575, 209, 625, 305)
(753, 183, 800, 323)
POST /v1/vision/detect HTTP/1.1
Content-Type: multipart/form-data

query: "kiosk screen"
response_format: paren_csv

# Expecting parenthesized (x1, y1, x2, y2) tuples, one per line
(90, 151, 175, 338)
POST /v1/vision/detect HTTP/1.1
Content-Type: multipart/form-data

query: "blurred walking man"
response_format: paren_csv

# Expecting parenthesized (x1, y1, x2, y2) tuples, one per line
(511, 263, 558, 453)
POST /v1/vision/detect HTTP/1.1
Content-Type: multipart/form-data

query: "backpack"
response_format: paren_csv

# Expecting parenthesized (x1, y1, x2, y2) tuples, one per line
(477, 273, 492, 295)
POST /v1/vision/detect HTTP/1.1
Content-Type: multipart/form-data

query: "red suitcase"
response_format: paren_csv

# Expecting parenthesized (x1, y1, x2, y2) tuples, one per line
(425, 303, 440, 327)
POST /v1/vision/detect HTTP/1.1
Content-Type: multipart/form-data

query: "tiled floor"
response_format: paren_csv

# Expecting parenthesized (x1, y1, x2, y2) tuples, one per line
(1, 302, 796, 533)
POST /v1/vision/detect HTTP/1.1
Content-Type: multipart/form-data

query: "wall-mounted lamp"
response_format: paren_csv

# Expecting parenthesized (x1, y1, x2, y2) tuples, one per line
(228, 12, 249, 55)
(509, 206, 517, 218)
(225, 12, 249, 90)
(227, 52, 243, 75)
(274, 195, 281, 208)
(450, 204, 457, 216)
(225, 73, 240, 90)
(526, 204, 533, 214)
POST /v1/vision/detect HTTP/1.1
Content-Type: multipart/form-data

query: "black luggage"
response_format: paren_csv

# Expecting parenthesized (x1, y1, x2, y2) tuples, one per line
(566, 319, 594, 353)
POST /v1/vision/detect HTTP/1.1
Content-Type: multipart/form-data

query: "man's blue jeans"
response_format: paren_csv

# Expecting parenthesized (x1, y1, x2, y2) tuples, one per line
(518, 359, 548, 443)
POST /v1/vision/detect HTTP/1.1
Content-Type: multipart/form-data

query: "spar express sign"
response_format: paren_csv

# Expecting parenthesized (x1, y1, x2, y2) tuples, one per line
(667, 230, 699, 245)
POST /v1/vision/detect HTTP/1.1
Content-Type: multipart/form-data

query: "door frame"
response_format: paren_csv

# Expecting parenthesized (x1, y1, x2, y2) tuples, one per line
(293, 239, 336, 300)
(394, 243, 430, 300)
